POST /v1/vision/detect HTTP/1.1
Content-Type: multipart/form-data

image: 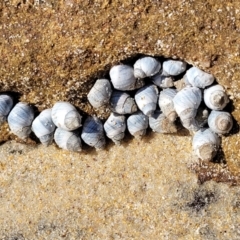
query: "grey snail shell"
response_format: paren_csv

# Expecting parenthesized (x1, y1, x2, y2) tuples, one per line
(0, 94, 14, 125)
(151, 73, 174, 88)
(162, 60, 187, 76)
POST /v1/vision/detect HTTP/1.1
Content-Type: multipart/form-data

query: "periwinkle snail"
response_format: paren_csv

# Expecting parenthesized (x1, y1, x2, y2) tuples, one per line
(151, 73, 174, 88)
(162, 59, 187, 76)
(0, 94, 13, 125)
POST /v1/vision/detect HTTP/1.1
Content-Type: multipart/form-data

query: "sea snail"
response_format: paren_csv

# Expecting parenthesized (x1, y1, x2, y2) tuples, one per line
(31, 108, 56, 146)
(192, 128, 220, 161)
(0, 94, 14, 125)
(87, 79, 112, 108)
(7, 102, 34, 139)
(162, 60, 187, 76)
(151, 73, 174, 88)
(81, 116, 106, 149)
(51, 101, 82, 131)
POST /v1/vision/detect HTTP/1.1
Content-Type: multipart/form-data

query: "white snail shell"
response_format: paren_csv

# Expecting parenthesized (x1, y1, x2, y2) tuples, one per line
(81, 116, 106, 149)
(158, 88, 177, 122)
(204, 84, 229, 110)
(103, 112, 126, 144)
(186, 67, 214, 88)
(54, 128, 82, 152)
(110, 91, 137, 114)
(149, 110, 177, 133)
(133, 56, 161, 79)
(151, 73, 174, 88)
(162, 60, 187, 76)
(51, 101, 82, 131)
(7, 102, 34, 139)
(127, 111, 149, 137)
(0, 94, 14, 125)
(192, 128, 220, 161)
(135, 84, 159, 116)
(87, 79, 112, 108)
(31, 108, 56, 146)
(208, 110, 233, 134)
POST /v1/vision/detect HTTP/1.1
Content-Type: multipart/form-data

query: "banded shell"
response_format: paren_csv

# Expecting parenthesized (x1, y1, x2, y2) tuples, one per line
(133, 57, 161, 79)
(87, 79, 112, 108)
(127, 111, 149, 137)
(110, 91, 137, 114)
(186, 67, 214, 88)
(135, 84, 159, 116)
(81, 116, 106, 149)
(151, 73, 174, 88)
(208, 110, 233, 134)
(103, 113, 126, 144)
(7, 102, 34, 139)
(54, 128, 82, 152)
(158, 88, 177, 122)
(51, 102, 82, 131)
(31, 108, 56, 146)
(162, 60, 187, 76)
(192, 128, 220, 161)
(204, 84, 229, 110)
(0, 94, 14, 125)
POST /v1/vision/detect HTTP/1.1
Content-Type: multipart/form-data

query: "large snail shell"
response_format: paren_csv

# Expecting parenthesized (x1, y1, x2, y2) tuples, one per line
(133, 57, 161, 79)
(162, 60, 187, 76)
(31, 108, 56, 146)
(81, 116, 106, 149)
(208, 110, 233, 134)
(127, 111, 149, 137)
(0, 94, 14, 125)
(151, 73, 174, 88)
(135, 84, 159, 116)
(186, 67, 214, 88)
(103, 112, 126, 144)
(149, 110, 177, 133)
(7, 102, 34, 139)
(87, 79, 112, 108)
(158, 88, 177, 122)
(204, 84, 229, 110)
(51, 102, 82, 131)
(54, 128, 82, 152)
(110, 91, 137, 114)
(192, 128, 220, 161)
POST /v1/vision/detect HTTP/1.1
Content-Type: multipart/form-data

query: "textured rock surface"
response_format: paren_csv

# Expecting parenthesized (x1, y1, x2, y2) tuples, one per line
(0, 0, 240, 238)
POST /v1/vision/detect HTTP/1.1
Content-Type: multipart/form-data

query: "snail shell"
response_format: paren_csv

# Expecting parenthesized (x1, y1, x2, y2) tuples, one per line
(110, 65, 145, 91)
(204, 84, 229, 110)
(31, 108, 56, 146)
(81, 116, 106, 149)
(54, 128, 82, 152)
(208, 110, 233, 134)
(162, 60, 187, 76)
(133, 56, 161, 79)
(186, 67, 214, 88)
(7, 102, 34, 139)
(173, 86, 202, 131)
(51, 101, 82, 131)
(149, 110, 177, 133)
(0, 94, 14, 125)
(158, 88, 177, 122)
(192, 128, 220, 161)
(151, 73, 174, 88)
(135, 84, 159, 116)
(110, 91, 137, 114)
(127, 111, 149, 137)
(103, 112, 126, 144)
(87, 79, 112, 108)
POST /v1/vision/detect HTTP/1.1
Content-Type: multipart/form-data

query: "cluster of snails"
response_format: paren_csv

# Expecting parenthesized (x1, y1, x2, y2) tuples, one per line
(0, 55, 233, 162)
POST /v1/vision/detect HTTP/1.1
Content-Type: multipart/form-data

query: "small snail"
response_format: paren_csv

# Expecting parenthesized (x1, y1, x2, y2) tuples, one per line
(133, 56, 161, 79)
(0, 94, 14, 125)
(204, 84, 229, 110)
(149, 110, 177, 133)
(103, 112, 126, 144)
(208, 110, 233, 134)
(110, 91, 137, 114)
(135, 84, 159, 116)
(192, 128, 220, 161)
(151, 73, 174, 88)
(185, 67, 214, 88)
(51, 101, 82, 131)
(127, 111, 149, 137)
(87, 79, 112, 108)
(7, 102, 34, 139)
(81, 116, 106, 149)
(158, 88, 177, 122)
(162, 60, 187, 76)
(54, 128, 82, 152)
